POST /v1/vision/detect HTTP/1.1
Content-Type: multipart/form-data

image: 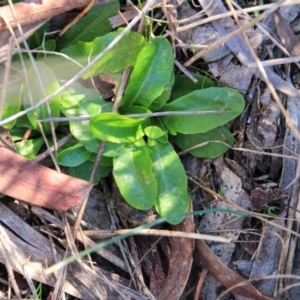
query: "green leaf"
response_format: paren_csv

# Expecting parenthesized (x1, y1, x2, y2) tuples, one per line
(118, 105, 151, 115)
(79, 96, 112, 117)
(113, 144, 157, 210)
(60, 92, 83, 111)
(149, 140, 189, 224)
(56, 143, 90, 167)
(9, 127, 27, 141)
(88, 153, 113, 167)
(89, 113, 145, 143)
(23, 62, 61, 134)
(158, 134, 169, 144)
(57, 137, 78, 150)
(144, 126, 165, 139)
(1, 81, 22, 129)
(119, 105, 152, 129)
(69, 161, 111, 185)
(62, 83, 112, 152)
(15, 137, 45, 159)
(15, 114, 34, 129)
(56, 2, 119, 50)
(70, 120, 101, 153)
(24, 22, 50, 50)
(4, 0, 22, 4)
(147, 118, 167, 141)
(120, 37, 174, 108)
(161, 87, 244, 134)
(148, 72, 175, 111)
(61, 82, 110, 115)
(61, 29, 145, 78)
(173, 126, 235, 158)
(37, 39, 56, 59)
(9, 128, 41, 143)
(169, 73, 216, 102)
(103, 142, 125, 157)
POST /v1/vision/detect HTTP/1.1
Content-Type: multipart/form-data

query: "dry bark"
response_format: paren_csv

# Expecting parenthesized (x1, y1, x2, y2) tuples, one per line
(0, 147, 92, 211)
(0, 0, 94, 32)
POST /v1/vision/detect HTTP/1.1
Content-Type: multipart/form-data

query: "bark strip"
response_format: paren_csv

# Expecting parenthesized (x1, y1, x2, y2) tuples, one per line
(0, 146, 92, 210)
(0, 0, 92, 32)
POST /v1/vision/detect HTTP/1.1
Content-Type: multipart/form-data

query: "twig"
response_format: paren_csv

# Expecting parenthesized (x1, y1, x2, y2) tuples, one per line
(248, 57, 300, 68)
(63, 214, 104, 299)
(38, 110, 230, 122)
(176, 2, 297, 30)
(174, 59, 198, 83)
(57, 0, 97, 38)
(0, 224, 41, 299)
(0, 226, 21, 298)
(112, 68, 132, 112)
(194, 269, 208, 300)
(184, 0, 286, 67)
(34, 133, 74, 163)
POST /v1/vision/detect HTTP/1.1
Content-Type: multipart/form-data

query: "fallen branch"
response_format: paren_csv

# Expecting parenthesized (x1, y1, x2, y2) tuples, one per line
(0, 0, 93, 32)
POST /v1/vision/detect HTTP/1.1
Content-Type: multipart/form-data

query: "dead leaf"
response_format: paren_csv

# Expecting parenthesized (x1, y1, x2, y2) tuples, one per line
(197, 160, 253, 298)
(193, 0, 300, 98)
(0, 147, 92, 211)
(248, 215, 286, 297)
(157, 213, 194, 300)
(250, 187, 285, 211)
(274, 10, 300, 56)
(138, 236, 166, 297)
(195, 238, 273, 300)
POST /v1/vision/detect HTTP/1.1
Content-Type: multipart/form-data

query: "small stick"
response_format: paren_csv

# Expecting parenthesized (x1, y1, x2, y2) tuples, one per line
(57, 0, 97, 38)
(194, 269, 208, 300)
(38, 110, 230, 122)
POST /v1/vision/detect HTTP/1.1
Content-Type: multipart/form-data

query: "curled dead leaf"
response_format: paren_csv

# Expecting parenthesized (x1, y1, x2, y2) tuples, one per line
(195, 237, 273, 300)
(157, 213, 194, 300)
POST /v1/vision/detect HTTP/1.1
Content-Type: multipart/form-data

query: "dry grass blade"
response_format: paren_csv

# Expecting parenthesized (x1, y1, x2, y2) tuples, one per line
(0, 202, 145, 299)
(0, 226, 21, 298)
(32, 206, 127, 271)
(83, 228, 232, 242)
(274, 10, 300, 56)
(0, 203, 91, 298)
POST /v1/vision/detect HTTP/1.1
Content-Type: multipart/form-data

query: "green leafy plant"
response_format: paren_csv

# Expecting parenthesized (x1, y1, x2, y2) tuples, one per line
(1, 5, 245, 224)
